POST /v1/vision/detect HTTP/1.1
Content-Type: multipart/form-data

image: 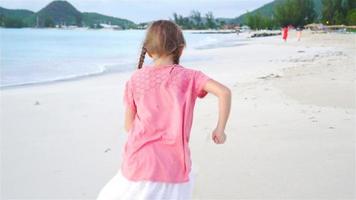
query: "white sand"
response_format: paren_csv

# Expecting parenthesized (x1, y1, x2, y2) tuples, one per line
(1, 30, 355, 199)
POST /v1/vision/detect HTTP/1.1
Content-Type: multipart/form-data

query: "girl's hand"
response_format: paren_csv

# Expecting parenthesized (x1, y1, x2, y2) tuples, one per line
(202, 79, 231, 145)
(212, 128, 227, 144)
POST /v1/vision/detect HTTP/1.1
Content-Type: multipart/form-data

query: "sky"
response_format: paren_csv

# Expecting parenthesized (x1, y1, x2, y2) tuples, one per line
(0, 0, 273, 23)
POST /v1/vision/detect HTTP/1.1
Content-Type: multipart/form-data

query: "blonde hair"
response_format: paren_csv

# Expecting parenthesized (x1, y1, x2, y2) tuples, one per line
(137, 20, 186, 69)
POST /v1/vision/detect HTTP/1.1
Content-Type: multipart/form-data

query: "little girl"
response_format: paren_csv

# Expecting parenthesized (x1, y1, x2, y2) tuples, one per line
(96, 20, 231, 200)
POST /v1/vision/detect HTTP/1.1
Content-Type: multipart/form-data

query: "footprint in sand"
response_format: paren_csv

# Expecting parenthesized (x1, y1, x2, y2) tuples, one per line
(345, 110, 352, 115)
(257, 73, 282, 80)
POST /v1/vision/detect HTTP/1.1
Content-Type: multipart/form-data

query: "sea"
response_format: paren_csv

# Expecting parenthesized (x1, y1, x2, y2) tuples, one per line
(0, 28, 245, 88)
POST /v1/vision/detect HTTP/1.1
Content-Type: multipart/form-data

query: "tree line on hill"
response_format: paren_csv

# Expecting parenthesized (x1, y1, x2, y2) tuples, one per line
(171, 10, 226, 29)
(246, 0, 356, 30)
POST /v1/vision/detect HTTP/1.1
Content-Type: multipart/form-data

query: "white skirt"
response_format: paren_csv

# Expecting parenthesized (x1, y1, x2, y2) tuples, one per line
(96, 166, 197, 200)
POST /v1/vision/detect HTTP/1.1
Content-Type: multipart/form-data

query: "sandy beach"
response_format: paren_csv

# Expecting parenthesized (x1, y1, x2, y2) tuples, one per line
(1, 30, 355, 199)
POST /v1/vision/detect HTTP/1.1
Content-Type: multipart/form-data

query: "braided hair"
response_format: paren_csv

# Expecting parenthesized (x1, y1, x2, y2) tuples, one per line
(137, 47, 147, 69)
(137, 20, 186, 69)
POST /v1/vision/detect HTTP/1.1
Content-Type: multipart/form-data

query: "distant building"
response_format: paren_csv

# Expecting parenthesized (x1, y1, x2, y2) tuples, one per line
(137, 23, 148, 29)
(55, 22, 78, 29)
(99, 23, 122, 30)
(240, 25, 250, 32)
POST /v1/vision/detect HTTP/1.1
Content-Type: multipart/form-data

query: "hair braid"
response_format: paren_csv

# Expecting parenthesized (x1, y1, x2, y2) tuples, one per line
(172, 47, 180, 64)
(137, 47, 146, 69)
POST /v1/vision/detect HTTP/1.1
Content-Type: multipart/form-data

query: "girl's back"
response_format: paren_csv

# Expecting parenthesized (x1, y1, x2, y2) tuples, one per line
(122, 63, 211, 182)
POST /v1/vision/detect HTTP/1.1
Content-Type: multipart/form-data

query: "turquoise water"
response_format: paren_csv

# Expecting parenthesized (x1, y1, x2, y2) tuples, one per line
(0, 28, 243, 88)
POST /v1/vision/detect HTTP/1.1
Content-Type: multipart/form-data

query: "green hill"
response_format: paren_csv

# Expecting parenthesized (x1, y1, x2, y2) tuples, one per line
(32, 0, 82, 27)
(0, 7, 34, 27)
(220, 0, 322, 25)
(236, 1, 275, 24)
(0, 7, 34, 19)
(0, 0, 137, 28)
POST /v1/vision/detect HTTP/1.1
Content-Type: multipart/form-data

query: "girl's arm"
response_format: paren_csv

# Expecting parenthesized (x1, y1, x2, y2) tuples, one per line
(203, 79, 231, 144)
(124, 107, 136, 133)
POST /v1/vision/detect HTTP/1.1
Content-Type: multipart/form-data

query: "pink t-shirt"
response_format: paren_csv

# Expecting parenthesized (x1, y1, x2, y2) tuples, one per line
(121, 64, 212, 183)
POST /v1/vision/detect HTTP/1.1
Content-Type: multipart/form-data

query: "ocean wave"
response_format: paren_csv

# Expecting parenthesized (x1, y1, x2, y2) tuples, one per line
(0, 62, 135, 89)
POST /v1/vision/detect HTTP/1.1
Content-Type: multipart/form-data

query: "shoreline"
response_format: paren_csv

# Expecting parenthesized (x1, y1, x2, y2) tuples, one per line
(2, 30, 354, 90)
(0, 67, 133, 91)
(0, 31, 245, 90)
